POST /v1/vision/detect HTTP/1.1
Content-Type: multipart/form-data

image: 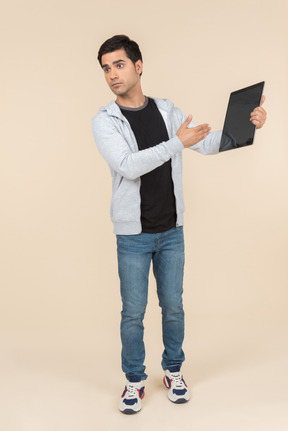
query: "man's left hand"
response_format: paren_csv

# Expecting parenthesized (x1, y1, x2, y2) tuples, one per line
(250, 95, 267, 129)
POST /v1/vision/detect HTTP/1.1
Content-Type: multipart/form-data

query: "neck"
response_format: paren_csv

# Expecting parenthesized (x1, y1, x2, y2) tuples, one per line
(116, 89, 146, 109)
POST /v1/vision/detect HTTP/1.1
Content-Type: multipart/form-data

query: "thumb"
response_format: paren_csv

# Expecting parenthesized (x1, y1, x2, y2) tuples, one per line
(183, 114, 193, 127)
(260, 95, 265, 106)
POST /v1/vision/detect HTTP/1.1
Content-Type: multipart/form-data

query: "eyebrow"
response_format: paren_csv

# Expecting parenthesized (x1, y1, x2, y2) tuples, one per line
(102, 59, 126, 69)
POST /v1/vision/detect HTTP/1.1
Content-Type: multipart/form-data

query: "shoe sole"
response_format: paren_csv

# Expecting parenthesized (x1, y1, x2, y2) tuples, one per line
(168, 396, 189, 404)
(120, 408, 141, 414)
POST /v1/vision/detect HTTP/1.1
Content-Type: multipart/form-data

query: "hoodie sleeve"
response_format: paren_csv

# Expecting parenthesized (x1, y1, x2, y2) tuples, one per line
(190, 128, 222, 155)
(92, 114, 184, 180)
(174, 107, 222, 155)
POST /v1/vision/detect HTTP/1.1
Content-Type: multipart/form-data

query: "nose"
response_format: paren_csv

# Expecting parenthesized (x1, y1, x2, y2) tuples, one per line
(110, 67, 119, 81)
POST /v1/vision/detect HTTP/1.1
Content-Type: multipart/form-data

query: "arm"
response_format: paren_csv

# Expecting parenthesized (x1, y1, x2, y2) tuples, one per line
(176, 114, 221, 155)
(189, 127, 222, 155)
(177, 96, 267, 155)
(184, 95, 267, 155)
(92, 115, 184, 180)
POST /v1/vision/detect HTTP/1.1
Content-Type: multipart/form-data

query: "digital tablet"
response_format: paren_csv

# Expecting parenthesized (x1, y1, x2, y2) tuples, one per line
(219, 81, 265, 152)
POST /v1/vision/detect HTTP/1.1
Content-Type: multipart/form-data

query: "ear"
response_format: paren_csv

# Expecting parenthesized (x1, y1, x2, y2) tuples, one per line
(135, 59, 143, 76)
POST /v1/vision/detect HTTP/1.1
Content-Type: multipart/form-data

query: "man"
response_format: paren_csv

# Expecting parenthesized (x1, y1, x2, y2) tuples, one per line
(92, 35, 266, 414)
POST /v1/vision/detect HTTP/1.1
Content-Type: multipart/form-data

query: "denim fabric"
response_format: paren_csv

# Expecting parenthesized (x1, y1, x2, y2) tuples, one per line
(116, 226, 185, 381)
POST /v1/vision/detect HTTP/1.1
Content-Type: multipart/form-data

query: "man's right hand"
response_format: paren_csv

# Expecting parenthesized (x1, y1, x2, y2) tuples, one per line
(176, 115, 211, 148)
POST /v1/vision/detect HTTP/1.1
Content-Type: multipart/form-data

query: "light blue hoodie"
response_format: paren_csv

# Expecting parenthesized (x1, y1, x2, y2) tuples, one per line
(92, 97, 222, 234)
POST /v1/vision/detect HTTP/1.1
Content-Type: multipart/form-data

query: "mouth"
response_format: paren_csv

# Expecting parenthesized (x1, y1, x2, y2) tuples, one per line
(112, 82, 122, 88)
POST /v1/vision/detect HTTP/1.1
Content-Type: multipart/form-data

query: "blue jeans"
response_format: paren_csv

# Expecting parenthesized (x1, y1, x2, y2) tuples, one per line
(116, 226, 185, 381)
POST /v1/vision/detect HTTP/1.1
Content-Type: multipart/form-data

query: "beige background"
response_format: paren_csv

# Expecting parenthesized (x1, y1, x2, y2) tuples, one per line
(1, 0, 288, 430)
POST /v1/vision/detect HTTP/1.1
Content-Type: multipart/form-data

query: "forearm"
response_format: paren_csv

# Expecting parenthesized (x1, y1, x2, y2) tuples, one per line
(189, 129, 222, 155)
(92, 118, 183, 180)
(176, 114, 222, 155)
(110, 137, 183, 180)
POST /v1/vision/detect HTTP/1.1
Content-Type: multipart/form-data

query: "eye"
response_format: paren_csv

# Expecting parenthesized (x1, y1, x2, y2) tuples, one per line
(117, 63, 124, 68)
(104, 67, 110, 73)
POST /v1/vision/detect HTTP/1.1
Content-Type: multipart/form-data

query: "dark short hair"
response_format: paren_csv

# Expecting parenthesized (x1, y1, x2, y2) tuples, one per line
(97, 35, 143, 67)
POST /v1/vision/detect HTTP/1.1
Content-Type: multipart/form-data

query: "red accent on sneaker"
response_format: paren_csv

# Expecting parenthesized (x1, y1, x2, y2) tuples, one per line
(163, 376, 172, 389)
(121, 388, 127, 398)
(137, 388, 145, 399)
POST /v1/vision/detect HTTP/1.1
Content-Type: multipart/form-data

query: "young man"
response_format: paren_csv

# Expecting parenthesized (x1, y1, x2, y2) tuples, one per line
(92, 35, 266, 414)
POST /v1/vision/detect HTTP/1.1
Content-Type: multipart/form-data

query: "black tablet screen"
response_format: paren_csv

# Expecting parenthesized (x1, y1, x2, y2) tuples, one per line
(219, 81, 265, 152)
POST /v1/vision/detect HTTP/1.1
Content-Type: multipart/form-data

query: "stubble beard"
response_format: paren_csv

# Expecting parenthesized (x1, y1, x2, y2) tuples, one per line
(111, 76, 138, 98)
(111, 84, 126, 97)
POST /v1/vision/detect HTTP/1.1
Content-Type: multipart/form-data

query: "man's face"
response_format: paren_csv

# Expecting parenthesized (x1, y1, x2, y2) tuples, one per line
(101, 48, 143, 99)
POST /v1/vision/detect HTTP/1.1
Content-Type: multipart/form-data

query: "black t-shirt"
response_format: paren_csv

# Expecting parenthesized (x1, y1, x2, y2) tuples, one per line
(119, 97, 176, 233)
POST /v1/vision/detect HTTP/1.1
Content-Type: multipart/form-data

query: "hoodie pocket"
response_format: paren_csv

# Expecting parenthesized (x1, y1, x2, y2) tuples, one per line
(111, 177, 141, 222)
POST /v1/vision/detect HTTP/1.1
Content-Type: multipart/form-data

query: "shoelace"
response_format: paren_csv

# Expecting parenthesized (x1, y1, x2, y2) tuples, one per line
(170, 373, 185, 388)
(125, 383, 139, 398)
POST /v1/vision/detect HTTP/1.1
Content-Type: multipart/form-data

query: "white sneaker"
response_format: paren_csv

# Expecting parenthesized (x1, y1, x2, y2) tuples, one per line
(163, 370, 190, 403)
(119, 381, 145, 414)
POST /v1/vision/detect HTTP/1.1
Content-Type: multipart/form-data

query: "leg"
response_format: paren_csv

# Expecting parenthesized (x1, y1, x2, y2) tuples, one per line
(152, 227, 185, 371)
(117, 233, 153, 381)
